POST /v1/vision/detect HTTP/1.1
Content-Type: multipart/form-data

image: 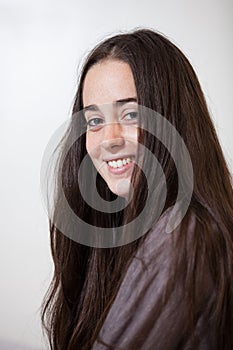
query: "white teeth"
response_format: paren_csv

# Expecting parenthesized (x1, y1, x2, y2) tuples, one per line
(108, 157, 133, 168)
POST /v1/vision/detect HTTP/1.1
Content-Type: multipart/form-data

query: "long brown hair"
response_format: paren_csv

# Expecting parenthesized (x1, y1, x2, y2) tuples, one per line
(41, 29, 233, 349)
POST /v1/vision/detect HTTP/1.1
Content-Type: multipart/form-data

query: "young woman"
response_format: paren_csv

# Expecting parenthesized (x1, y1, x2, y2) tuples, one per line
(41, 29, 233, 349)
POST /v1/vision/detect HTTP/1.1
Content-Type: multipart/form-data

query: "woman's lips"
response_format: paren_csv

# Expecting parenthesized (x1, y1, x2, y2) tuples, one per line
(106, 161, 134, 175)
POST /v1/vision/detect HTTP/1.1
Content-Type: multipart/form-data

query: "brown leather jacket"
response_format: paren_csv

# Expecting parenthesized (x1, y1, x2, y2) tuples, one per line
(93, 207, 217, 350)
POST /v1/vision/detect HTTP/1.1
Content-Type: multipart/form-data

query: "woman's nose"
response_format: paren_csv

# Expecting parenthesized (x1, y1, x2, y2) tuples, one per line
(101, 121, 125, 149)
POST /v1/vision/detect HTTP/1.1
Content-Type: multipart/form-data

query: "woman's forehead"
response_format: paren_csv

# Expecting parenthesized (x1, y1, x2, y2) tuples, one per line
(82, 60, 137, 108)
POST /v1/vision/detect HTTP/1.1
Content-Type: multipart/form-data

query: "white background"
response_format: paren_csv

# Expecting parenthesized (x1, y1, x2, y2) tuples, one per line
(0, 0, 232, 349)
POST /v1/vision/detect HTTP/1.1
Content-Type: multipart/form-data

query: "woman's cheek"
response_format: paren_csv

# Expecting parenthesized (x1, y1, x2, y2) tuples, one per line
(86, 132, 101, 159)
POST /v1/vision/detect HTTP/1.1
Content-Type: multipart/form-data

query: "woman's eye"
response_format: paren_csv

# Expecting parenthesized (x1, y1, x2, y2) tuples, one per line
(123, 111, 138, 122)
(86, 118, 104, 129)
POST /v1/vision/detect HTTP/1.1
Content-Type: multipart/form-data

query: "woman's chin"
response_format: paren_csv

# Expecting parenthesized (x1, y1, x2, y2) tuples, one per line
(110, 179, 132, 200)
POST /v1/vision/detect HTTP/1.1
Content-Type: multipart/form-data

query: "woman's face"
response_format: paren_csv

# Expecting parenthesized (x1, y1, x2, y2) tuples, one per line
(82, 59, 138, 198)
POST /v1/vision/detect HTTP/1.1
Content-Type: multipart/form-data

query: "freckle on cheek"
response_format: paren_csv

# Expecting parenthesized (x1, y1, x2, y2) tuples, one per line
(87, 142, 98, 156)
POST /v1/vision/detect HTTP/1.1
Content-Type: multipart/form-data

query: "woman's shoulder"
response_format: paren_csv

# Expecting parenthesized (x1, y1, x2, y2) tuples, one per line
(134, 204, 197, 266)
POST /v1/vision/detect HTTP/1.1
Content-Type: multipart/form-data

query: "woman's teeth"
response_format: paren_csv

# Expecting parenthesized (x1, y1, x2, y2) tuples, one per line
(107, 158, 132, 168)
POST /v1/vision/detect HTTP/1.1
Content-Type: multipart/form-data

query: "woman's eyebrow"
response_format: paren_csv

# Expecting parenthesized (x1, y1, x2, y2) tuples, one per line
(115, 97, 138, 106)
(83, 97, 138, 113)
(83, 105, 100, 113)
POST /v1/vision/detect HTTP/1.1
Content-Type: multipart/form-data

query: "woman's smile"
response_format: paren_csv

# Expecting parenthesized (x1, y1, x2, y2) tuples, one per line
(106, 155, 134, 172)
